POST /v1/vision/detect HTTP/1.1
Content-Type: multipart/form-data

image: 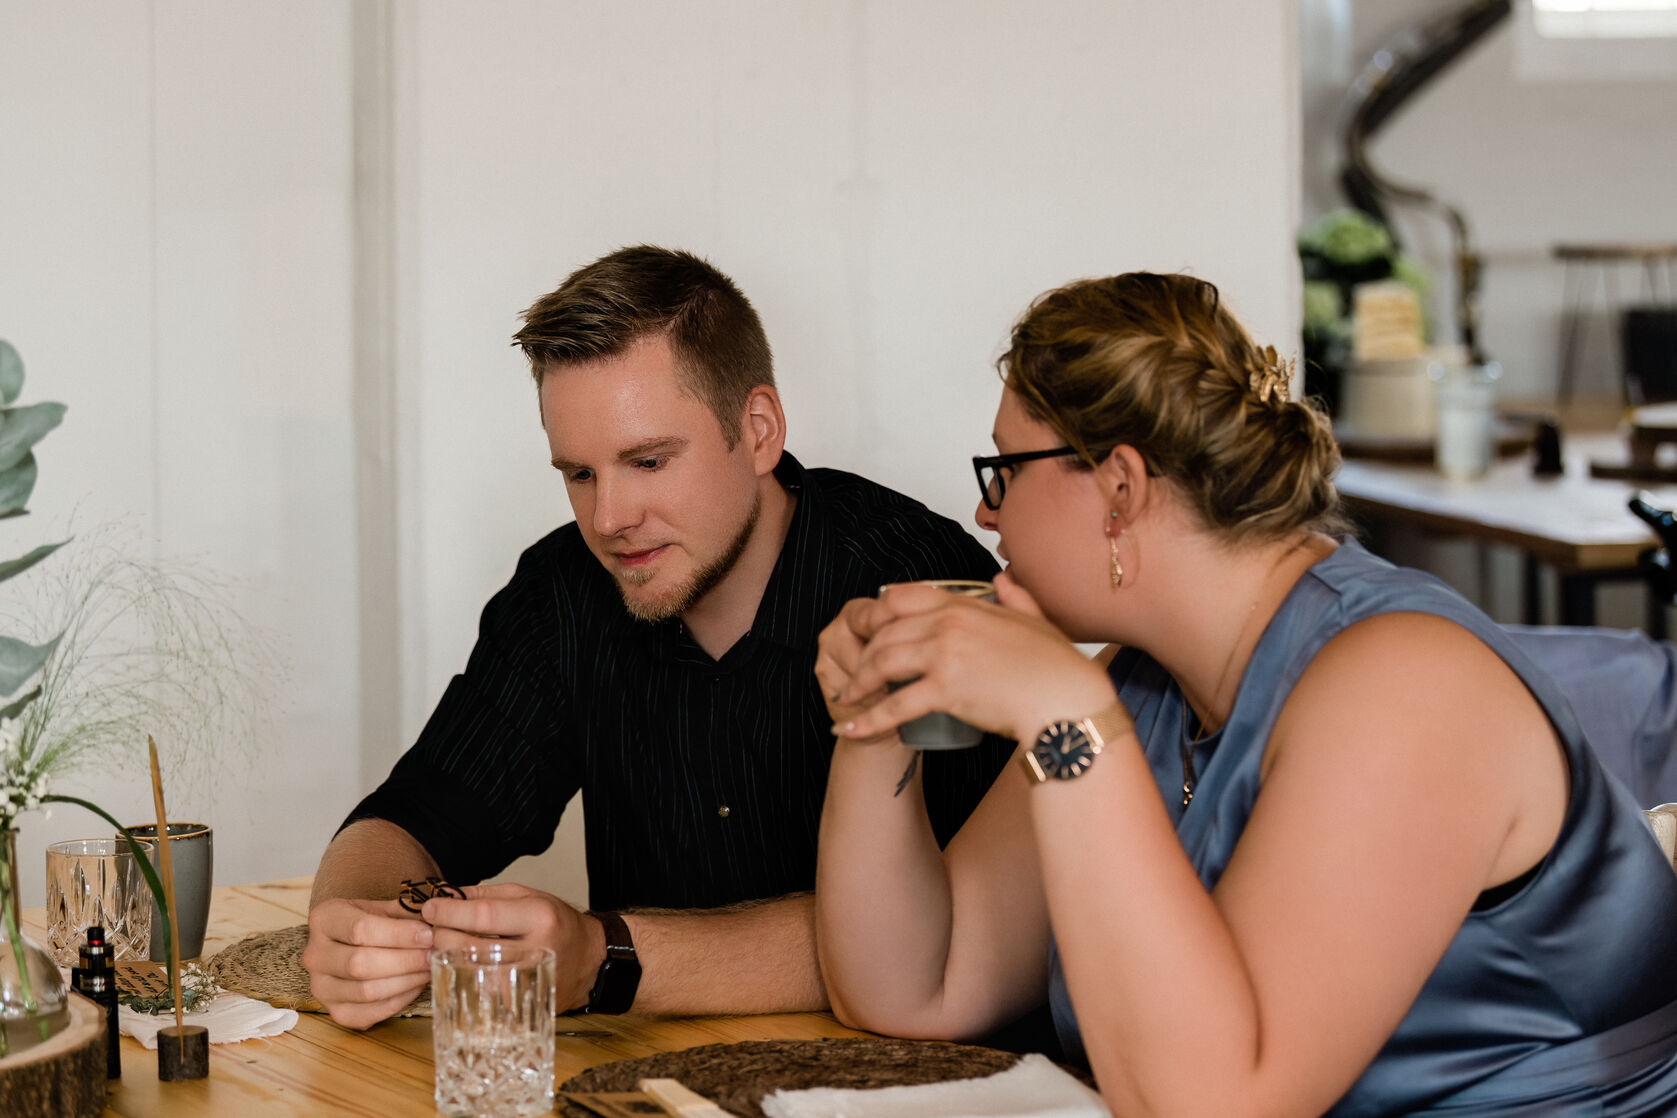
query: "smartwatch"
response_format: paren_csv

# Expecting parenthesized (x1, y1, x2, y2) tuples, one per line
(583, 912, 641, 1014)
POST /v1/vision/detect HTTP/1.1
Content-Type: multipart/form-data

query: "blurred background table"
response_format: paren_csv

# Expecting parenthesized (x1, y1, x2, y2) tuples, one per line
(1336, 431, 1670, 630)
(20, 877, 864, 1117)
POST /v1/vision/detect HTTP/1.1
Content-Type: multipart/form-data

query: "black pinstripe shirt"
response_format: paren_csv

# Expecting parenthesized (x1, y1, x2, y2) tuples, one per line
(345, 453, 1014, 911)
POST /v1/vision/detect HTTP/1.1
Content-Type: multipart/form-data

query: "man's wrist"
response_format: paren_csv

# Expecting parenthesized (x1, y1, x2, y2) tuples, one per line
(580, 911, 642, 1014)
(561, 913, 609, 1012)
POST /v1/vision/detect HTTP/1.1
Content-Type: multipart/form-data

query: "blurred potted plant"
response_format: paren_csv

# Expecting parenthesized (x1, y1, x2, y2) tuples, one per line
(1299, 208, 1431, 416)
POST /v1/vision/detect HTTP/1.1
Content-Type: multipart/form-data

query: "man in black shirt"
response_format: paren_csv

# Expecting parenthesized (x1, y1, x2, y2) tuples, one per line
(303, 246, 1011, 1027)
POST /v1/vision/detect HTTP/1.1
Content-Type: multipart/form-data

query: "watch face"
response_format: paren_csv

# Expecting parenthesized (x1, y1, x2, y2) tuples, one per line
(1034, 721, 1098, 780)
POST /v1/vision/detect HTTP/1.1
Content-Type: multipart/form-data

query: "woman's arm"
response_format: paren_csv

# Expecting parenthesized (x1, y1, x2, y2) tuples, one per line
(813, 597, 1055, 1039)
(1038, 612, 1566, 1118)
(839, 592, 1566, 1118)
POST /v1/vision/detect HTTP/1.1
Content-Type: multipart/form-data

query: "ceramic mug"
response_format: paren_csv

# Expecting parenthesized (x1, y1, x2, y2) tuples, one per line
(121, 823, 213, 961)
(883, 580, 998, 749)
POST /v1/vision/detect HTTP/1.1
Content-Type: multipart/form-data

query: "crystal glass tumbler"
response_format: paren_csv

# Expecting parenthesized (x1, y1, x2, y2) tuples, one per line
(430, 943, 556, 1118)
(44, 838, 154, 967)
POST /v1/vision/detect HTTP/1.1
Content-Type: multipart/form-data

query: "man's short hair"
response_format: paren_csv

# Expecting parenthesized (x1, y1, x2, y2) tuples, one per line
(515, 245, 775, 446)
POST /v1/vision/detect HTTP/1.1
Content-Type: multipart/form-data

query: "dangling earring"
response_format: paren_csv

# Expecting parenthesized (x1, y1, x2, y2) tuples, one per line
(1108, 513, 1124, 590)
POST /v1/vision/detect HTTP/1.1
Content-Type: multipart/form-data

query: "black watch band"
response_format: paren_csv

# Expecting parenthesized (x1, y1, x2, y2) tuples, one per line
(583, 912, 641, 1015)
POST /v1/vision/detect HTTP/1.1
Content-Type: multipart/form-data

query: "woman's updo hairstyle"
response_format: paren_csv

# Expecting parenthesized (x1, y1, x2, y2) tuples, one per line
(1001, 272, 1345, 542)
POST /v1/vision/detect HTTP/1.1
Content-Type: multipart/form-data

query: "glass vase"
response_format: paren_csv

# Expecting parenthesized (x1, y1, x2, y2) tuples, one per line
(0, 827, 69, 1057)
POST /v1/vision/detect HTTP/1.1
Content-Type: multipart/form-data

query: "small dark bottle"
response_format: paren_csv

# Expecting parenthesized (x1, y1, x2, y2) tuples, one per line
(72, 924, 122, 1078)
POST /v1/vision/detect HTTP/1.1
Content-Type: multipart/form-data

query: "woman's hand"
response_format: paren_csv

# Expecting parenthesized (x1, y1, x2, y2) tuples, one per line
(833, 571, 1122, 744)
(815, 596, 905, 745)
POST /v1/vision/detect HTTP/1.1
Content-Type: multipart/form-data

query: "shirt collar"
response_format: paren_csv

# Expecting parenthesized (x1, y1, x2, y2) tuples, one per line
(747, 450, 835, 653)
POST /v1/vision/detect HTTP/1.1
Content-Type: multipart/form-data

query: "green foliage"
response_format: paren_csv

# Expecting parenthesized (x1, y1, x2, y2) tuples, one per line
(0, 454, 40, 521)
(0, 542, 66, 584)
(0, 344, 60, 710)
(1302, 280, 1345, 333)
(0, 402, 66, 475)
(1298, 208, 1395, 267)
(0, 634, 58, 700)
(0, 341, 22, 407)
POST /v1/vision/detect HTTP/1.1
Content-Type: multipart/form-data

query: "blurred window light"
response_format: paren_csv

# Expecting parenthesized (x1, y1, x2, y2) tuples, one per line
(1532, 0, 1677, 38)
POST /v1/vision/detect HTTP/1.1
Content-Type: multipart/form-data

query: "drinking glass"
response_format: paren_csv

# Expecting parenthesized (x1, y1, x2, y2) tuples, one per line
(44, 838, 155, 967)
(1431, 361, 1501, 480)
(430, 943, 556, 1118)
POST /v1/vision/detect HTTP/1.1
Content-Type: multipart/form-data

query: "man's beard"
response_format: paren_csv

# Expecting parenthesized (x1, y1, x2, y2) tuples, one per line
(617, 493, 762, 623)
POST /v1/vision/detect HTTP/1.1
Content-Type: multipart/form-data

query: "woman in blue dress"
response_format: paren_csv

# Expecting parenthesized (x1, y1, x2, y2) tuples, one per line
(814, 272, 1677, 1115)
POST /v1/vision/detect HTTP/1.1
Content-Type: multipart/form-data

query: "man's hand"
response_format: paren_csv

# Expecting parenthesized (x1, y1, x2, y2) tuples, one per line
(423, 883, 606, 1013)
(303, 897, 435, 1029)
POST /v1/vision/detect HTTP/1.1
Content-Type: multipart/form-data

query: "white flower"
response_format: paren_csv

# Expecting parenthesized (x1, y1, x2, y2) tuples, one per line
(0, 718, 50, 823)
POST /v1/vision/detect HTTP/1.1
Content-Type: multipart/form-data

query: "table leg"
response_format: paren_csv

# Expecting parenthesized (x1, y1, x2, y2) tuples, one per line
(1557, 262, 1594, 403)
(1523, 554, 1543, 625)
(1559, 574, 1596, 626)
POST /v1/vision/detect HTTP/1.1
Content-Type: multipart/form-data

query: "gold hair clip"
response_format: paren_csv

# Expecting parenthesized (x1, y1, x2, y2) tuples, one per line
(1250, 346, 1293, 405)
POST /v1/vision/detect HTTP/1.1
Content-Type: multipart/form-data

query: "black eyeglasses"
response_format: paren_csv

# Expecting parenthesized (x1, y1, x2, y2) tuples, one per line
(972, 447, 1080, 510)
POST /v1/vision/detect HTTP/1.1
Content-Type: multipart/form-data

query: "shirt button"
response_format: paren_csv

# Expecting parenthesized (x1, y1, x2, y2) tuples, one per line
(717, 805, 731, 818)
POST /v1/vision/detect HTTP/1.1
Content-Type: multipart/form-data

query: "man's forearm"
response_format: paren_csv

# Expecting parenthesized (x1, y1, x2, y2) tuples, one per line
(619, 893, 827, 1016)
(310, 818, 441, 908)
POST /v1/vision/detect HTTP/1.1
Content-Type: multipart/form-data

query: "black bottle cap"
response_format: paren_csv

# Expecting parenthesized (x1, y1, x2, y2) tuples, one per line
(80, 924, 115, 968)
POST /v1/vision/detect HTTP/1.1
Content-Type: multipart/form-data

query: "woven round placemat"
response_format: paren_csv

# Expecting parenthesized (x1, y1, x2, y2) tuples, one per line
(204, 923, 433, 1017)
(559, 1038, 1022, 1117)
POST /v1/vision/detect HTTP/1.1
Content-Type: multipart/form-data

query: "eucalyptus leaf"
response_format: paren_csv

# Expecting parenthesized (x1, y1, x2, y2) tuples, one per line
(0, 632, 58, 697)
(0, 686, 39, 723)
(0, 402, 65, 473)
(0, 341, 21, 407)
(0, 540, 66, 586)
(0, 453, 37, 518)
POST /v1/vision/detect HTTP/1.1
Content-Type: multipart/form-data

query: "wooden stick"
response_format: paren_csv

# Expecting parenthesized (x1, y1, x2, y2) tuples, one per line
(637, 1079, 731, 1118)
(146, 735, 182, 1033)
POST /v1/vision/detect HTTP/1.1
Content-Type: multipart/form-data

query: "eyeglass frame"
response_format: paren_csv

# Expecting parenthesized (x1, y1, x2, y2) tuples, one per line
(972, 446, 1082, 511)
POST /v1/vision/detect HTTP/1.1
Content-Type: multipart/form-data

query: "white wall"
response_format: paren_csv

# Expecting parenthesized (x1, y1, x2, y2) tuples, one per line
(1, 1, 359, 904)
(1302, 0, 1677, 398)
(3, 0, 1300, 907)
(402, 0, 1302, 901)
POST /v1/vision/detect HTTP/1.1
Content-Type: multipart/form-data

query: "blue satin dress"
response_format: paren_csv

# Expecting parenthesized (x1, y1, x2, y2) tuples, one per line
(1048, 541, 1677, 1115)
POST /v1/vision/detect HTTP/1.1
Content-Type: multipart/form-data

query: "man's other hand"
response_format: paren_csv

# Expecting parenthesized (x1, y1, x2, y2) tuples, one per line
(423, 883, 607, 1013)
(303, 897, 434, 1029)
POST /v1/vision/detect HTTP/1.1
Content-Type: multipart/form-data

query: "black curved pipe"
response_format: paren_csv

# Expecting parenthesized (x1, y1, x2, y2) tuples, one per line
(1338, 0, 1513, 363)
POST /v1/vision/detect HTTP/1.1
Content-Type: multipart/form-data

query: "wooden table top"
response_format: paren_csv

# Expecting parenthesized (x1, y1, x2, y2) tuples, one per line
(20, 877, 865, 1117)
(1335, 432, 1673, 573)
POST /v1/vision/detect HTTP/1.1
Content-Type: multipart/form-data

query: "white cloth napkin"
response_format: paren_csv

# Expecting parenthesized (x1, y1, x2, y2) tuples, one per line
(759, 1053, 1110, 1118)
(119, 992, 300, 1050)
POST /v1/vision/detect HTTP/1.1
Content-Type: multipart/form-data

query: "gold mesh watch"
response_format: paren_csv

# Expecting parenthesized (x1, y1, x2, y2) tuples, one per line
(1019, 702, 1128, 784)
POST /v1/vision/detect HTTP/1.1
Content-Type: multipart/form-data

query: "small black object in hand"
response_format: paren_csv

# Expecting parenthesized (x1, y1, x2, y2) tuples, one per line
(397, 876, 466, 913)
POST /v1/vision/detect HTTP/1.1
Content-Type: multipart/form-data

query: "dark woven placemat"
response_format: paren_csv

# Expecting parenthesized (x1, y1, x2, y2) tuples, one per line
(204, 923, 432, 1017)
(559, 1038, 1022, 1117)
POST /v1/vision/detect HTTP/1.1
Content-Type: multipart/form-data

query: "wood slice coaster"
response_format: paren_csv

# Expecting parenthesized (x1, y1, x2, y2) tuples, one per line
(559, 1037, 1024, 1118)
(0, 991, 106, 1118)
(203, 924, 432, 1017)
